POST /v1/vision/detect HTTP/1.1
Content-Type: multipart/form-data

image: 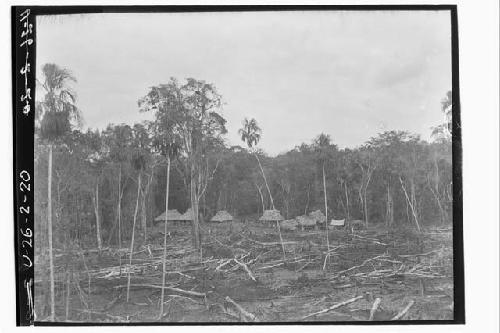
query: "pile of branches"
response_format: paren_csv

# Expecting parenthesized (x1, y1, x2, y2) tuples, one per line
(330, 246, 452, 283)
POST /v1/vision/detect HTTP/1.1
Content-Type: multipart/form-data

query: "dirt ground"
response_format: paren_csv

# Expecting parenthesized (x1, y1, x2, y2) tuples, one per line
(34, 219, 454, 323)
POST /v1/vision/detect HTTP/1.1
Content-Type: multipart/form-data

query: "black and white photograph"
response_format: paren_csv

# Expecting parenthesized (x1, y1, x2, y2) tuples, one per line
(10, 5, 474, 326)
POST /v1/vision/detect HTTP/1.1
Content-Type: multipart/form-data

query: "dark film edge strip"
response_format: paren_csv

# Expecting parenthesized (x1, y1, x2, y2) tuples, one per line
(450, 7, 465, 324)
(13, 6, 35, 326)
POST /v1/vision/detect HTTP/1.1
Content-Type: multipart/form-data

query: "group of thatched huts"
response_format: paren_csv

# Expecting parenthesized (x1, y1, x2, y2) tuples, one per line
(154, 207, 339, 232)
(153, 208, 234, 228)
(258, 209, 329, 231)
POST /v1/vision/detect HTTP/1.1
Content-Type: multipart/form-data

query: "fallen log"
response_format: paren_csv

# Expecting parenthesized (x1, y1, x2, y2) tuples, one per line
(163, 271, 195, 280)
(245, 250, 271, 266)
(245, 237, 298, 247)
(233, 258, 257, 282)
(225, 296, 259, 322)
(301, 295, 365, 320)
(215, 259, 233, 271)
(352, 234, 387, 246)
(256, 262, 285, 270)
(392, 300, 415, 320)
(398, 248, 442, 258)
(333, 254, 388, 278)
(114, 284, 206, 298)
(165, 294, 203, 305)
(102, 294, 122, 312)
(369, 297, 381, 320)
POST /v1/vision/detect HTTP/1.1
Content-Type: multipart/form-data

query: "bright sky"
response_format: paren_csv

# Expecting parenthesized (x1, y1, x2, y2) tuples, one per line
(36, 10, 451, 156)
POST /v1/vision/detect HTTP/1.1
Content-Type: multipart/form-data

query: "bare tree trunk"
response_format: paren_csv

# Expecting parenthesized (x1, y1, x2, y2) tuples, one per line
(343, 181, 350, 220)
(254, 152, 285, 261)
(405, 197, 410, 224)
(141, 170, 154, 244)
(65, 271, 71, 321)
(126, 172, 142, 302)
(216, 186, 222, 211)
(410, 179, 418, 222)
(193, 192, 201, 249)
(118, 165, 122, 248)
(363, 172, 373, 227)
(117, 167, 123, 276)
(357, 162, 374, 227)
(305, 184, 311, 215)
(75, 194, 80, 246)
(47, 145, 55, 321)
(276, 220, 286, 261)
(386, 184, 394, 227)
(363, 189, 369, 226)
(431, 153, 447, 224)
(358, 188, 364, 221)
(190, 165, 201, 250)
(338, 198, 346, 217)
(254, 153, 274, 209)
(141, 195, 147, 244)
(255, 183, 265, 214)
(93, 182, 102, 251)
(322, 163, 330, 270)
(159, 157, 171, 318)
(429, 185, 446, 225)
(399, 176, 421, 232)
(280, 184, 290, 219)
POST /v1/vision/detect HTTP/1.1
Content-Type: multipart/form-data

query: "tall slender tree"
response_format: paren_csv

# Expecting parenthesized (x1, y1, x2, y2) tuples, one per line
(355, 146, 377, 227)
(239, 118, 286, 260)
(313, 133, 336, 269)
(132, 123, 154, 243)
(138, 91, 181, 318)
(139, 78, 226, 250)
(238, 118, 274, 208)
(154, 139, 180, 319)
(102, 124, 133, 248)
(37, 63, 80, 321)
(126, 148, 148, 302)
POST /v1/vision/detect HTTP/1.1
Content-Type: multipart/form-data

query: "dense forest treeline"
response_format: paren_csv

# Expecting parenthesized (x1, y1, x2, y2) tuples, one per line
(34, 63, 453, 252)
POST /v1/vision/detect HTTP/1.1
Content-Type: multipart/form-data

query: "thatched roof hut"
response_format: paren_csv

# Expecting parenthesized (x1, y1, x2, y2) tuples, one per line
(259, 209, 284, 222)
(154, 209, 183, 223)
(296, 215, 317, 227)
(178, 208, 194, 221)
(330, 218, 346, 226)
(280, 219, 298, 231)
(210, 210, 233, 223)
(309, 210, 326, 224)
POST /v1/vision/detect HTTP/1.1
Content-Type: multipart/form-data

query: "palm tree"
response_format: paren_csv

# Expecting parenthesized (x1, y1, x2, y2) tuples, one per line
(238, 118, 274, 209)
(238, 118, 286, 261)
(433, 90, 453, 141)
(37, 63, 80, 321)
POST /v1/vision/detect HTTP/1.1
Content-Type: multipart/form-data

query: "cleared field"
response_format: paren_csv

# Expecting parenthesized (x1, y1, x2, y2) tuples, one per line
(34, 220, 454, 323)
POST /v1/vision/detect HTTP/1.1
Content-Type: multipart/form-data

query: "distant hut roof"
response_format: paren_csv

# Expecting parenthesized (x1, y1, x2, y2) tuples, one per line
(296, 215, 317, 227)
(259, 209, 284, 222)
(280, 219, 298, 231)
(309, 210, 326, 223)
(210, 210, 233, 223)
(330, 218, 346, 226)
(178, 208, 194, 221)
(154, 209, 183, 223)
